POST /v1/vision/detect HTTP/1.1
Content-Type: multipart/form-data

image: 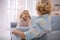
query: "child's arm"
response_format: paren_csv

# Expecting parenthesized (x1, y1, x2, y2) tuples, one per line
(16, 19, 22, 28)
(12, 29, 26, 39)
(28, 19, 32, 26)
(16, 21, 20, 28)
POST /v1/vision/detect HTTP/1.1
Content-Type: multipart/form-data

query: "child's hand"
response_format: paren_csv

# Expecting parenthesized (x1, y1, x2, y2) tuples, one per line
(12, 29, 25, 39)
(12, 29, 19, 35)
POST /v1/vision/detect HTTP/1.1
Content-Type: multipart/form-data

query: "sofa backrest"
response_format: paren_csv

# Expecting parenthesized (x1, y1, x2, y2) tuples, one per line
(51, 16, 60, 31)
(11, 22, 17, 28)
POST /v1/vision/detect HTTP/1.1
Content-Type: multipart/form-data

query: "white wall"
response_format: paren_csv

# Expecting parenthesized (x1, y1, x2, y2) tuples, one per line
(27, 0, 37, 16)
(0, 0, 10, 40)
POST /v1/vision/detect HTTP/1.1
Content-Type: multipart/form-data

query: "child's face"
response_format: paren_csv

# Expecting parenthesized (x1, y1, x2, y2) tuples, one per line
(22, 12, 29, 20)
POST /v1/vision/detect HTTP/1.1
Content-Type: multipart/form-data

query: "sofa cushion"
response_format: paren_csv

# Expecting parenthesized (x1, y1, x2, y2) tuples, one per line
(32, 31, 60, 40)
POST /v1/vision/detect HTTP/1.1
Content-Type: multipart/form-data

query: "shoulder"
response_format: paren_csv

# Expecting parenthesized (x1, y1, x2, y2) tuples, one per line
(34, 18, 48, 27)
(35, 18, 46, 23)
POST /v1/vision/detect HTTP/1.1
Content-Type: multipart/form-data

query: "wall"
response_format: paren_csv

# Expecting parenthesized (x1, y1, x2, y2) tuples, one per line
(0, 0, 10, 40)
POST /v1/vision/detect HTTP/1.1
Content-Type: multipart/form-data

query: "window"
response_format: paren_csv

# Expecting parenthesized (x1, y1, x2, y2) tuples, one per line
(8, 0, 25, 22)
(7, 0, 37, 22)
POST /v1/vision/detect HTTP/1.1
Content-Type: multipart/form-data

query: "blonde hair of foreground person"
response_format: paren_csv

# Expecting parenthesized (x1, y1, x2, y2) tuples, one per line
(36, 0, 53, 15)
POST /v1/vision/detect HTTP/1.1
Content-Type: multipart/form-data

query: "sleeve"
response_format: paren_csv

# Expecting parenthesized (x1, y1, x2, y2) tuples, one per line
(24, 22, 44, 40)
(28, 19, 32, 26)
(16, 19, 23, 28)
(16, 22, 20, 28)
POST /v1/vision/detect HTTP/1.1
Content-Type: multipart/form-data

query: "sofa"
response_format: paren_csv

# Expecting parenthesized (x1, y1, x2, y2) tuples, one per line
(11, 16, 60, 40)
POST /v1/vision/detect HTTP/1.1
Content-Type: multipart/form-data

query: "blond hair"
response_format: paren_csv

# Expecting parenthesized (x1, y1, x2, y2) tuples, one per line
(36, 0, 53, 15)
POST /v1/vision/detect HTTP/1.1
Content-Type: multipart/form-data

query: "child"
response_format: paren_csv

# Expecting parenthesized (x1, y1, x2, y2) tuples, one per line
(12, 0, 53, 40)
(17, 10, 31, 28)
(17, 10, 31, 40)
(12, 10, 31, 40)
